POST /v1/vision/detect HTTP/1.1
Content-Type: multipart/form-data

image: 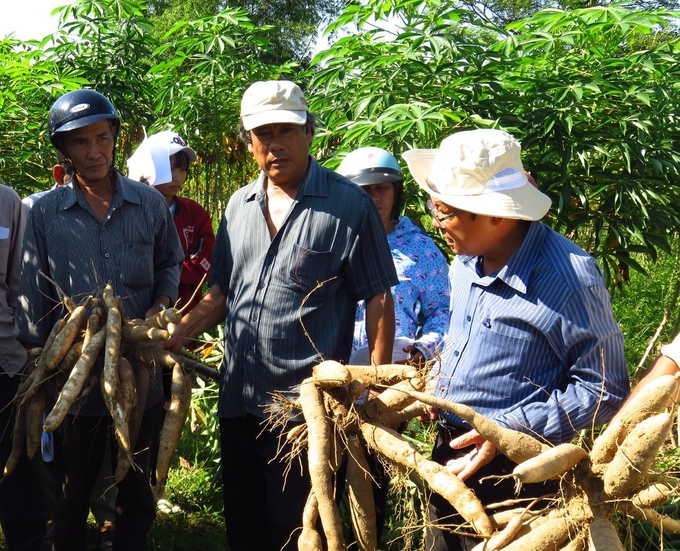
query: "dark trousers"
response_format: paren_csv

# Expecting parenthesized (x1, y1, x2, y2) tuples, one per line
(220, 415, 310, 551)
(0, 373, 49, 551)
(426, 425, 558, 551)
(52, 402, 162, 551)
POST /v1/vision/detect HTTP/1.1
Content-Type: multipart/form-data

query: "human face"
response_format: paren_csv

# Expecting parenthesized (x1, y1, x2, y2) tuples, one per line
(362, 182, 395, 233)
(428, 197, 486, 256)
(155, 153, 188, 205)
(248, 123, 312, 189)
(61, 119, 115, 186)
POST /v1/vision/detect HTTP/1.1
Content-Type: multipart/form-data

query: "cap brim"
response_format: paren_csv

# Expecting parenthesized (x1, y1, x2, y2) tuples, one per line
(171, 145, 197, 163)
(403, 148, 551, 221)
(241, 110, 307, 131)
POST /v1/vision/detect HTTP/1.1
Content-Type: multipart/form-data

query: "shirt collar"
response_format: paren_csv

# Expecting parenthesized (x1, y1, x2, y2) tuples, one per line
(460, 221, 545, 294)
(245, 157, 328, 203)
(58, 172, 141, 211)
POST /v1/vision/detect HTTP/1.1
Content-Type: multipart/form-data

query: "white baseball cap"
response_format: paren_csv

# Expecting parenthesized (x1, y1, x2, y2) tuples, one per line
(402, 129, 551, 221)
(240, 80, 308, 131)
(127, 130, 196, 186)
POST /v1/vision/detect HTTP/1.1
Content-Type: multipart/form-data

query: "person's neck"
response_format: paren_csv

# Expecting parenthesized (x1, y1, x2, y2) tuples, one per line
(76, 171, 114, 199)
(480, 221, 531, 276)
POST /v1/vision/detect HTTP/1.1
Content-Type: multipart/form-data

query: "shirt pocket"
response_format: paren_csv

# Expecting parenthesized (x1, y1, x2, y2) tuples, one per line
(122, 240, 154, 291)
(287, 244, 339, 299)
(464, 325, 531, 399)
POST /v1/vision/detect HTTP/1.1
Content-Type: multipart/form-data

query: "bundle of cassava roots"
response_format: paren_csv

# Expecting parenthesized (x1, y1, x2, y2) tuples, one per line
(4, 283, 217, 503)
(272, 360, 680, 551)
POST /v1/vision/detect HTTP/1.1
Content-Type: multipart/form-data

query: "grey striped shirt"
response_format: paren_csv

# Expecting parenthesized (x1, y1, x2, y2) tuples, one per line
(18, 173, 183, 414)
(211, 158, 398, 418)
(0, 184, 27, 375)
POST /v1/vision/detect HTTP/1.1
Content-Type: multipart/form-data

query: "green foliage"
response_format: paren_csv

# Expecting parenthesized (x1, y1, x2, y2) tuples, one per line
(147, 0, 345, 64)
(148, 7, 295, 217)
(308, 0, 680, 287)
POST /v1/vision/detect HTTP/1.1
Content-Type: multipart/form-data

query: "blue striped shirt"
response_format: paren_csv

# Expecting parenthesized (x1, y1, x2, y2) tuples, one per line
(211, 158, 398, 418)
(435, 222, 629, 444)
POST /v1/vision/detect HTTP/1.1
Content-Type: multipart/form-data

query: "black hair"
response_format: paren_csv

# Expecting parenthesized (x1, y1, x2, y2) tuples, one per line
(170, 151, 190, 170)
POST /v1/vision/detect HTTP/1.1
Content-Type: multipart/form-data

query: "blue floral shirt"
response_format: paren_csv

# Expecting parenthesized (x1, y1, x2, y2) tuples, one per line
(353, 216, 450, 361)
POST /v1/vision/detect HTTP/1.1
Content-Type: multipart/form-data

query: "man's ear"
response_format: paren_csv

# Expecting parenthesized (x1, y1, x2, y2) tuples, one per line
(52, 164, 65, 185)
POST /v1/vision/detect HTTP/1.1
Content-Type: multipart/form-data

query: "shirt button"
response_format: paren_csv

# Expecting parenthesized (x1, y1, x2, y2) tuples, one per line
(466, 315, 471, 322)
(453, 351, 459, 357)
(247, 350, 254, 356)
(251, 314, 258, 322)
(258, 282, 265, 289)
(107, 279, 112, 284)
(104, 253, 110, 258)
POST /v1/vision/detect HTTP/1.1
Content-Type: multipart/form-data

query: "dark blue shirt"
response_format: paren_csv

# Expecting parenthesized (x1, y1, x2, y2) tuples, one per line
(211, 158, 398, 418)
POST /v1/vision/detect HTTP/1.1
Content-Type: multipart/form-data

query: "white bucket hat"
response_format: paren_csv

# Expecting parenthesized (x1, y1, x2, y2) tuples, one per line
(402, 129, 551, 221)
(240, 80, 308, 131)
(127, 130, 196, 186)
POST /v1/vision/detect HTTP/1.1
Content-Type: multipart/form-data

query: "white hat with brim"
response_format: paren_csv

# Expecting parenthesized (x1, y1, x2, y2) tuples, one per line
(402, 129, 551, 221)
(127, 130, 196, 186)
(240, 80, 308, 132)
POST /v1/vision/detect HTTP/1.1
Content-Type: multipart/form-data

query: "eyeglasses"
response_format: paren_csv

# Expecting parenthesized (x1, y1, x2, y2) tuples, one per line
(427, 200, 463, 223)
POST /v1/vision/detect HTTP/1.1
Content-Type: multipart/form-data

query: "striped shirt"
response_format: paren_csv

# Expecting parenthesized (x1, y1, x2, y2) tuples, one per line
(18, 173, 183, 414)
(211, 158, 398, 418)
(435, 221, 629, 444)
(0, 184, 27, 375)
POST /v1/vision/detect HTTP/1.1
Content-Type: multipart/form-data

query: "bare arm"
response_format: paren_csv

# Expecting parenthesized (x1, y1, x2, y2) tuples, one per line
(614, 354, 680, 423)
(365, 289, 395, 366)
(164, 284, 227, 352)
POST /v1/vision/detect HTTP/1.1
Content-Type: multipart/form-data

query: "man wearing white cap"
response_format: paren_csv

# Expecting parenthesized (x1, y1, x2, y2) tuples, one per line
(403, 128, 629, 550)
(168, 80, 397, 551)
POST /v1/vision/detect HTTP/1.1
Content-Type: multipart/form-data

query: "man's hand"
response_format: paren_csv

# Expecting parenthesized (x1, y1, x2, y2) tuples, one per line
(417, 404, 438, 423)
(398, 344, 425, 367)
(162, 321, 192, 353)
(445, 429, 496, 481)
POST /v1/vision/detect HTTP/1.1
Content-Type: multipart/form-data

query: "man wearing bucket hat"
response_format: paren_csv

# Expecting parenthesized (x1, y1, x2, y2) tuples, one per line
(167, 80, 397, 551)
(403, 128, 629, 550)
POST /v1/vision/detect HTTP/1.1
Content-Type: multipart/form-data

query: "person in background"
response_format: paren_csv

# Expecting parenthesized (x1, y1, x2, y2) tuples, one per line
(22, 154, 73, 210)
(338, 146, 449, 365)
(128, 129, 215, 513)
(128, 130, 215, 314)
(165, 80, 398, 551)
(337, 146, 450, 546)
(0, 184, 49, 551)
(402, 128, 629, 551)
(18, 88, 183, 551)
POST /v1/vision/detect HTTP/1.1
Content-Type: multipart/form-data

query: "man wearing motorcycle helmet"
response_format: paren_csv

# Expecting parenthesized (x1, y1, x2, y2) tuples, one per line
(18, 89, 183, 551)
